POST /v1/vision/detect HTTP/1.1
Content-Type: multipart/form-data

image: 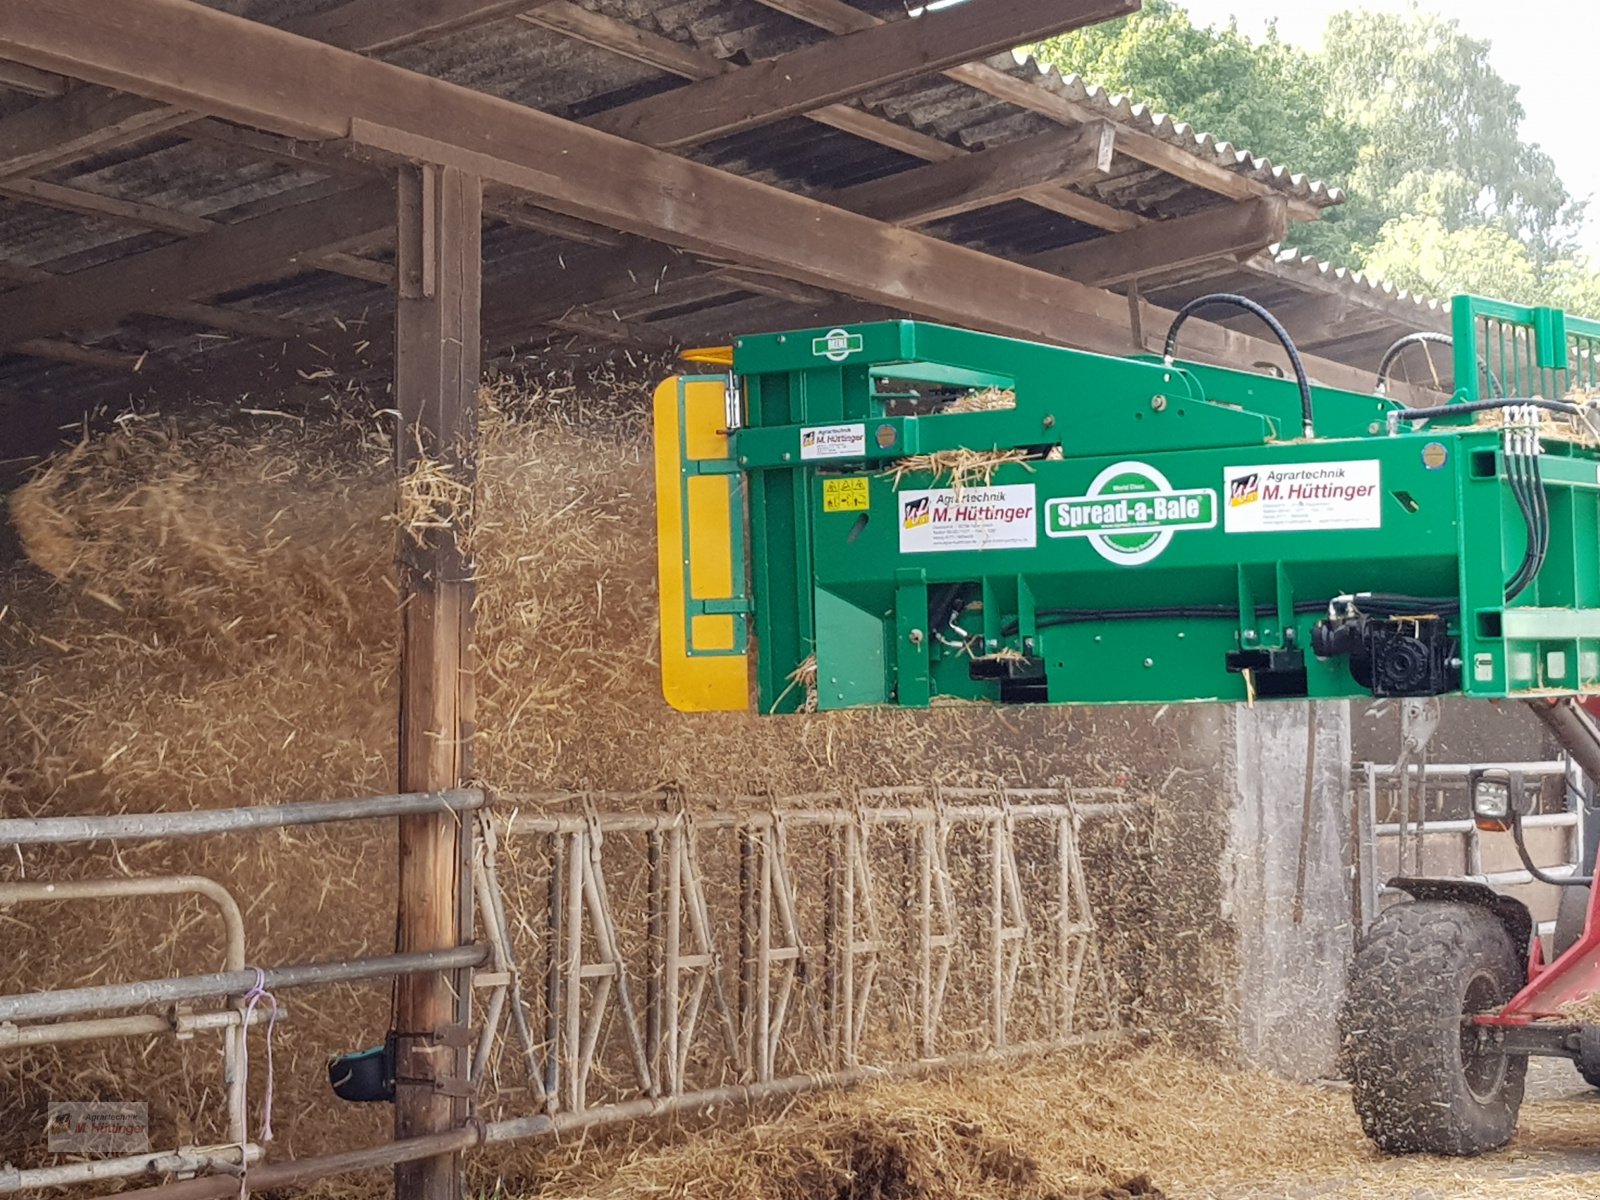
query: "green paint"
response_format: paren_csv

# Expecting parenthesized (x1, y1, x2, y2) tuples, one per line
(668, 306, 1600, 712)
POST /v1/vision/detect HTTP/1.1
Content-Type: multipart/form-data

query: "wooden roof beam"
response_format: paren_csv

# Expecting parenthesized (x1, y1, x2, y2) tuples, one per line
(0, 0, 1405, 399)
(12, 338, 141, 371)
(523, 1, 1137, 232)
(749, 0, 1324, 222)
(0, 59, 67, 97)
(0, 182, 392, 346)
(0, 0, 558, 178)
(589, 0, 1135, 150)
(0, 237, 311, 344)
(832, 122, 1117, 227)
(0, 175, 395, 288)
(1031, 196, 1288, 288)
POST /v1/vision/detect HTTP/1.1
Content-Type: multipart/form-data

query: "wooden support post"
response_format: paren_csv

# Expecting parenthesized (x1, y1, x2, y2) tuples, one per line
(393, 161, 482, 1200)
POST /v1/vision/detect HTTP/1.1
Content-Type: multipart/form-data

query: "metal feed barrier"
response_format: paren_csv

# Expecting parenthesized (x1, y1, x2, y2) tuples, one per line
(1354, 759, 1589, 939)
(0, 785, 1131, 1197)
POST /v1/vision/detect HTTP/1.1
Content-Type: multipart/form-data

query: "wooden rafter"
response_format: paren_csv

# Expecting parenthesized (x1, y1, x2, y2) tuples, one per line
(0, 58, 66, 97)
(832, 123, 1116, 227)
(0, 0, 1402, 397)
(748, 0, 1326, 222)
(282, 0, 553, 54)
(589, 0, 1135, 149)
(1032, 196, 1289, 288)
(0, 183, 391, 346)
(520, 2, 1137, 233)
(0, 0, 555, 179)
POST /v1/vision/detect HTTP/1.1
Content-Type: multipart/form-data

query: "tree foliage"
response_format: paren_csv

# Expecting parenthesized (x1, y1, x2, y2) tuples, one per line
(1032, 1, 1595, 308)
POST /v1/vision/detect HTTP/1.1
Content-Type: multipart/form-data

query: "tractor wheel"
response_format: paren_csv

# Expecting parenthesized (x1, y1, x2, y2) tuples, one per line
(1555, 887, 1600, 1089)
(1341, 900, 1527, 1155)
(1554, 884, 1589, 960)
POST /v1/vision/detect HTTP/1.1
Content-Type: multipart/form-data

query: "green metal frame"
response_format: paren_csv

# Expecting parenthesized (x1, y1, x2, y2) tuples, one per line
(665, 308, 1600, 713)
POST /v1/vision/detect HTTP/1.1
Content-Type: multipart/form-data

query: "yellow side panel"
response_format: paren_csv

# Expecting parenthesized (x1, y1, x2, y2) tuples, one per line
(680, 345, 735, 368)
(653, 376, 749, 712)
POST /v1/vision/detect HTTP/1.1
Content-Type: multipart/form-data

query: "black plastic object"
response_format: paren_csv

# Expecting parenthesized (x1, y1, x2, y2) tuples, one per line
(1313, 614, 1461, 697)
(329, 1034, 396, 1103)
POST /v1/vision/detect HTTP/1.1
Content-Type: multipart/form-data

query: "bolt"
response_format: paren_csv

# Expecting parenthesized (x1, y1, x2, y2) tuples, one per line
(1143, 658, 1154, 668)
(988, 639, 999, 650)
(1177, 631, 1186, 640)
(1023, 637, 1035, 652)
(909, 629, 924, 646)
(1151, 395, 1168, 412)
(1244, 630, 1258, 642)
(782, 452, 792, 461)
(1042, 414, 1056, 429)
(777, 335, 787, 343)
(1368, 421, 1382, 435)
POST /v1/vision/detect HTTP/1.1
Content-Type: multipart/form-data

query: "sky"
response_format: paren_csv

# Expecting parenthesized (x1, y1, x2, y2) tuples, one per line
(1174, 0, 1600, 257)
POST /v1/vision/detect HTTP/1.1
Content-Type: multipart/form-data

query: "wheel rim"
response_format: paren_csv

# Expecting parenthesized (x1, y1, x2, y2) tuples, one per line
(1459, 970, 1508, 1102)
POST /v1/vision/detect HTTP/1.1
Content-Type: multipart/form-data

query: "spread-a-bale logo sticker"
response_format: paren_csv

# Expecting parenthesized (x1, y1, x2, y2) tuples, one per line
(813, 328, 864, 363)
(1221, 461, 1381, 533)
(1045, 461, 1216, 565)
(898, 484, 1036, 554)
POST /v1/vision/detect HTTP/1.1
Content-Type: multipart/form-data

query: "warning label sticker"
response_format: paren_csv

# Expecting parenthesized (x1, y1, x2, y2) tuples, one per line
(899, 484, 1037, 554)
(1223, 460, 1382, 533)
(800, 423, 866, 460)
(822, 477, 870, 512)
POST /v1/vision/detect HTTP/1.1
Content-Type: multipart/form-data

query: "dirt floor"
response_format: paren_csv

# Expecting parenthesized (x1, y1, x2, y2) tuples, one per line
(487, 1049, 1600, 1200)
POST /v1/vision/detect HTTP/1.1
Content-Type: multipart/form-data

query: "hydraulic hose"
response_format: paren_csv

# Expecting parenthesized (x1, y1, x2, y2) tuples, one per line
(1375, 331, 1503, 398)
(1390, 396, 1585, 427)
(1511, 805, 1592, 887)
(1164, 293, 1315, 439)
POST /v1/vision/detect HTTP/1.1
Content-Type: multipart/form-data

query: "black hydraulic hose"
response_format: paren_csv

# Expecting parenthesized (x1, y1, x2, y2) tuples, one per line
(1511, 805, 1592, 887)
(1394, 396, 1585, 425)
(1375, 331, 1503, 398)
(1163, 293, 1316, 439)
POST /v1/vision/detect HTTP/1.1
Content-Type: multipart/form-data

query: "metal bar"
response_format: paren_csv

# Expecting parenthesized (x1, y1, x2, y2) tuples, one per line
(564, 829, 584, 1111)
(918, 821, 934, 1058)
(499, 800, 1136, 836)
(757, 825, 773, 1081)
(990, 817, 1005, 1046)
(1362, 761, 1568, 778)
(0, 790, 484, 846)
(645, 825, 663, 1085)
(0, 947, 486, 1023)
(840, 821, 855, 1068)
(0, 1006, 278, 1049)
(579, 819, 655, 1096)
(0, 876, 246, 970)
(543, 831, 563, 1108)
(108, 1033, 1122, 1200)
(2, 1144, 261, 1193)
(1375, 813, 1578, 836)
(664, 824, 683, 1095)
(473, 815, 545, 1101)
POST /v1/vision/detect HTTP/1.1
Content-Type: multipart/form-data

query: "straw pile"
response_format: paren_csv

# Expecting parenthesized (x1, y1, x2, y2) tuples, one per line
(509, 1044, 1600, 1200)
(0, 364, 1232, 1182)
